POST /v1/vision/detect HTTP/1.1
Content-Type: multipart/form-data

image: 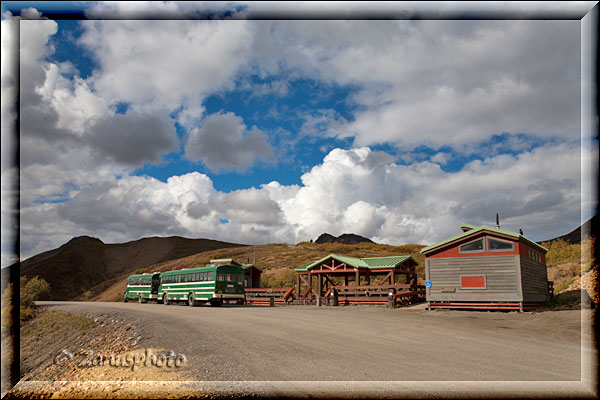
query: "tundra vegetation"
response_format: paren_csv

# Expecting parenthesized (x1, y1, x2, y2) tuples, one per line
(1, 276, 51, 337)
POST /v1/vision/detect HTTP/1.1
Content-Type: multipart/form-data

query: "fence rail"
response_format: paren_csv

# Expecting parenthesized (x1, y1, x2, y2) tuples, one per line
(244, 284, 426, 307)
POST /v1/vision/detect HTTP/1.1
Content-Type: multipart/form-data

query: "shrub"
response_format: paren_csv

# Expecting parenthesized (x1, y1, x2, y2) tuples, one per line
(1, 283, 14, 337)
(20, 276, 51, 308)
(543, 239, 581, 265)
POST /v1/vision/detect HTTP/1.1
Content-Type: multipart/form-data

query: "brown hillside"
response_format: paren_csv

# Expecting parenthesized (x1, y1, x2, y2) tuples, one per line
(94, 241, 427, 302)
(18, 236, 244, 300)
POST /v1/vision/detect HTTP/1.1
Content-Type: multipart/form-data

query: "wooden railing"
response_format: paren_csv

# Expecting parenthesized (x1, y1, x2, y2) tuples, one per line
(328, 284, 425, 307)
(245, 287, 295, 305)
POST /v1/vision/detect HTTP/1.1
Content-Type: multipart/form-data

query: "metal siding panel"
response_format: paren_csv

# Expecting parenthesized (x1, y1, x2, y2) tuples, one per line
(427, 255, 520, 301)
(515, 254, 523, 301)
(520, 256, 550, 302)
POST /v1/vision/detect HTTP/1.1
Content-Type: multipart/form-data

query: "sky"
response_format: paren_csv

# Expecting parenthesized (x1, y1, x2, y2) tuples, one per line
(1, 1, 598, 265)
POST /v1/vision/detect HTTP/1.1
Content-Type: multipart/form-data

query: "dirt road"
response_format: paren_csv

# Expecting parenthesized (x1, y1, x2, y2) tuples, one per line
(33, 301, 593, 383)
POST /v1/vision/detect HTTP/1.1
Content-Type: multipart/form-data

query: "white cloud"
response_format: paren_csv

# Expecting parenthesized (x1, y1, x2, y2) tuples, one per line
(249, 20, 580, 150)
(19, 144, 589, 260)
(77, 20, 253, 127)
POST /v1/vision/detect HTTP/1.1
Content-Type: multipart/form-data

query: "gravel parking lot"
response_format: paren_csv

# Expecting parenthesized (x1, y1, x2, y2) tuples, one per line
(35, 301, 593, 383)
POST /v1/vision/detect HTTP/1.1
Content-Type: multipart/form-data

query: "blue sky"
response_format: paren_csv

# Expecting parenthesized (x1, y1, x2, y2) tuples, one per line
(1, 2, 597, 264)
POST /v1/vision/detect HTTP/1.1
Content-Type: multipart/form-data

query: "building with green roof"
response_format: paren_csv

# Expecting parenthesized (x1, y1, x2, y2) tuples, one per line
(421, 223, 551, 311)
(294, 253, 418, 301)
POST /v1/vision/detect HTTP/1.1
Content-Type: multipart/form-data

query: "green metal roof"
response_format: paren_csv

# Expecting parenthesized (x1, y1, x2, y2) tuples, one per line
(420, 224, 547, 254)
(295, 254, 416, 272)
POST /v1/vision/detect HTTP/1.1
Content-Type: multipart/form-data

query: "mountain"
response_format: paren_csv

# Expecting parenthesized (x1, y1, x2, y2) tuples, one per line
(541, 215, 597, 244)
(315, 233, 374, 245)
(17, 235, 244, 300)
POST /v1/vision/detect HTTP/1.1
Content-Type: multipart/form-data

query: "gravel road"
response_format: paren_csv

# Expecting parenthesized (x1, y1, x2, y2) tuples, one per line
(37, 301, 591, 382)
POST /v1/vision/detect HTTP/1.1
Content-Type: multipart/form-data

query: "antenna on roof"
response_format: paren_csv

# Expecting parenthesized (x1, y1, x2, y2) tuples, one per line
(496, 213, 500, 229)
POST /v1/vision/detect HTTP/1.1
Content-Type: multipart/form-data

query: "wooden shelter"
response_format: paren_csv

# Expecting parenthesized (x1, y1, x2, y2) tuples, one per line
(208, 259, 262, 288)
(294, 254, 418, 304)
(421, 223, 552, 311)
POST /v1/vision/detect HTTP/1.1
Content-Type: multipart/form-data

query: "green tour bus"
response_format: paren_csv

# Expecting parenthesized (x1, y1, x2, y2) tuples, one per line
(158, 264, 245, 307)
(124, 272, 161, 303)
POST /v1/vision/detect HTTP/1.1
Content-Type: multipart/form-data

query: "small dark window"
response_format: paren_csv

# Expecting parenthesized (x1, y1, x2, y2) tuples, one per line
(459, 238, 484, 253)
(488, 237, 514, 251)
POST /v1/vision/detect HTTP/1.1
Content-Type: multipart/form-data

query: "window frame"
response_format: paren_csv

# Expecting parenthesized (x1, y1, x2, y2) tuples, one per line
(486, 237, 515, 252)
(458, 238, 485, 254)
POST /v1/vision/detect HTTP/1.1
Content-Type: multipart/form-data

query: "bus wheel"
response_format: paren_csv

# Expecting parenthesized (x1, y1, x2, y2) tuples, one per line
(123, 295, 128, 303)
(163, 293, 169, 305)
(188, 293, 197, 307)
(138, 294, 144, 304)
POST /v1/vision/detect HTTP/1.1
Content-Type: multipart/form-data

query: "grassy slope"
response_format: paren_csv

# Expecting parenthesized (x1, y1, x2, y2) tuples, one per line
(94, 242, 427, 301)
(542, 237, 595, 294)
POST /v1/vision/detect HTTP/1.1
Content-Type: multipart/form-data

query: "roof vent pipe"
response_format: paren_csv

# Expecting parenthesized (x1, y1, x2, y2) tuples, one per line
(496, 213, 500, 229)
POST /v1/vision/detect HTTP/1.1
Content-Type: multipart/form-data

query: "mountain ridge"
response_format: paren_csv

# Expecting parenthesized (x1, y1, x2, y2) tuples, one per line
(315, 233, 374, 245)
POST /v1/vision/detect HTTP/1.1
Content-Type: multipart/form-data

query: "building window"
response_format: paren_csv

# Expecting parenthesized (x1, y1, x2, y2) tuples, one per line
(460, 275, 486, 289)
(459, 238, 484, 253)
(487, 237, 515, 252)
(528, 248, 542, 262)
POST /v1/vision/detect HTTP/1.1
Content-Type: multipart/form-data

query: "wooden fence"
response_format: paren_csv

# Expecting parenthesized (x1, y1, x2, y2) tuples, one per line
(245, 284, 425, 307)
(244, 287, 294, 305)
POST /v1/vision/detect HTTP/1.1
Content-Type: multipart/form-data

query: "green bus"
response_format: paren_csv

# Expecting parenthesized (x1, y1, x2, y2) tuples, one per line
(158, 264, 245, 307)
(124, 272, 161, 303)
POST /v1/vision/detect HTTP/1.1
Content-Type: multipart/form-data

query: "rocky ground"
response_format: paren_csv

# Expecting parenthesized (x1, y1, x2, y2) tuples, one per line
(559, 268, 598, 300)
(4, 307, 194, 399)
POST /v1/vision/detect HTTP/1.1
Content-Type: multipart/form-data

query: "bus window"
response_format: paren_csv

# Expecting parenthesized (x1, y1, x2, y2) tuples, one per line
(226, 274, 232, 281)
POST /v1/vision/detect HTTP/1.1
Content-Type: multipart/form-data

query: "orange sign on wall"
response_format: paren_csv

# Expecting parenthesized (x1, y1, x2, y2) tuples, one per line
(460, 275, 486, 289)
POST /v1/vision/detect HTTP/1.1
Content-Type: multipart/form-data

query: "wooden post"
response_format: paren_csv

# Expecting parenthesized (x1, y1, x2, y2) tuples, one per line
(296, 273, 301, 299)
(388, 288, 396, 308)
(355, 269, 359, 286)
(366, 272, 370, 285)
(344, 275, 349, 286)
(390, 270, 395, 285)
(317, 274, 322, 299)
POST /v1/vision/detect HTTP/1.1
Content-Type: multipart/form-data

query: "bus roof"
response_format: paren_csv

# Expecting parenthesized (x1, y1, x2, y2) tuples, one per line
(159, 264, 243, 276)
(127, 272, 160, 279)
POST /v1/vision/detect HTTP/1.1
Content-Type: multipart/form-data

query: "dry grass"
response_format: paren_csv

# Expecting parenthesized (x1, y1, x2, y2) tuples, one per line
(544, 237, 596, 295)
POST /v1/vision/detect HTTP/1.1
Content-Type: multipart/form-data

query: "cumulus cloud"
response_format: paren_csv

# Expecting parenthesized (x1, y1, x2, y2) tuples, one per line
(77, 20, 253, 127)
(249, 20, 580, 150)
(19, 144, 590, 260)
(210, 188, 284, 226)
(185, 112, 274, 173)
(88, 113, 177, 166)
